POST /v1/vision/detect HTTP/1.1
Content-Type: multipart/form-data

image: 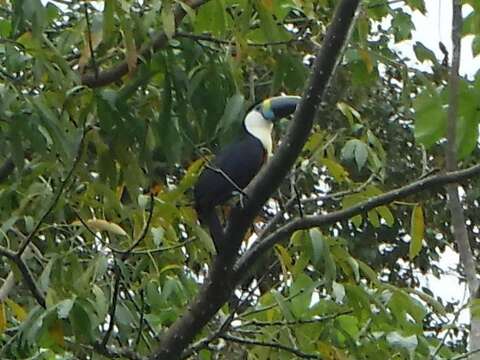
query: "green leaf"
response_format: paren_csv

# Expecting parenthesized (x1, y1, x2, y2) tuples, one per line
(336, 314, 359, 339)
(194, 0, 227, 36)
(0, 302, 6, 334)
(346, 257, 360, 283)
(413, 42, 437, 64)
(39, 257, 56, 292)
(336, 102, 361, 127)
(69, 303, 93, 342)
(341, 139, 368, 170)
(120, 15, 137, 73)
(290, 274, 314, 317)
(367, 210, 380, 228)
(357, 260, 379, 284)
(406, 0, 426, 13)
(391, 10, 414, 42)
(194, 225, 216, 255)
(413, 89, 446, 147)
(472, 36, 480, 57)
(386, 332, 418, 352)
(115, 303, 135, 326)
(217, 93, 245, 132)
(274, 244, 293, 276)
(319, 158, 349, 182)
(309, 228, 324, 268)
(272, 290, 295, 321)
(409, 204, 424, 260)
(161, 0, 175, 39)
(92, 285, 108, 320)
(332, 282, 346, 303)
(457, 81, 480, 159)
(376, 205, 395, 226)
(257, 1, 288, 42)
(102, 0, 115, 46)
(151, 226, 165, 246)
(57, 299, 75, 319)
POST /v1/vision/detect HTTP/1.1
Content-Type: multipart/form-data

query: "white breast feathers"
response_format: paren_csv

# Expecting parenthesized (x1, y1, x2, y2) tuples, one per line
(244, 110, 273, 156)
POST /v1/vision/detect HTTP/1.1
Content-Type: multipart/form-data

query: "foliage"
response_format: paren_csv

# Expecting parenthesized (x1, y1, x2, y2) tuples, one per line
(0, 0, 479, 359)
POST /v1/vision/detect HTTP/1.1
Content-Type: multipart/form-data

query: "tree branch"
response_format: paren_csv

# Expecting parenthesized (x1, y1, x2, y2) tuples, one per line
(81, 0, 209, 87)
(235, 310, 352, 329)
(234, 163, 480, 279)
(148, 3, 360, 358)
(220, 334, 321, 359)
(101, 260, 122, 347)
(445, 0, 480, 352)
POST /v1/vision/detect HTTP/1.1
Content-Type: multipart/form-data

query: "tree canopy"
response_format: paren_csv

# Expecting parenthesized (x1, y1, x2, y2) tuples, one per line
(0, 0, 480, 359)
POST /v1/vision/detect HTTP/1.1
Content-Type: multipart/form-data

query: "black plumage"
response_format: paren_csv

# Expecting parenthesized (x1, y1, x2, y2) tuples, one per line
(194, 95, 300, 253)
(194, 134, 265, 251)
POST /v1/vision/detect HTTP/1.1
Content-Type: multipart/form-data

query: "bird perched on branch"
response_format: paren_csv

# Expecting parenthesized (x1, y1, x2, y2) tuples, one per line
(194, 95, 301, 252)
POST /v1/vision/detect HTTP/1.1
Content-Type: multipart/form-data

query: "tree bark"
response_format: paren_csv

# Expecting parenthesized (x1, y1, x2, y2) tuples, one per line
(148, 1, 361, 358)
(445, 0, 480, 354)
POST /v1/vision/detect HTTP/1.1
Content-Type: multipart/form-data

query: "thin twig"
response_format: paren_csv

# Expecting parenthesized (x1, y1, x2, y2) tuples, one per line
(84, 3, 99, 79)
(13, 255, 46, 308)
(221, 334, 321, 359)
(134, 289, 146, 351)
(101, 260, 122, 347)
(451, 348, 480, 360)
(204, 164, 248, 198)
(176, 31, 305, 47)
(235, 310, 352, 328)
(128, 238, 197, 255)
(121, 193, 155, 256)
(123, 283, 157, 347)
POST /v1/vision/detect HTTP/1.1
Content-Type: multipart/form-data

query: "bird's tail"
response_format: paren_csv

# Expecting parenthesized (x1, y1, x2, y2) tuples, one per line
(199, 208, 224, 253)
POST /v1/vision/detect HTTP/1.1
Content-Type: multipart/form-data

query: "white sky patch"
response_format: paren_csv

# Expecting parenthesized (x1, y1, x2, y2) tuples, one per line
(392, 1, 480, 76)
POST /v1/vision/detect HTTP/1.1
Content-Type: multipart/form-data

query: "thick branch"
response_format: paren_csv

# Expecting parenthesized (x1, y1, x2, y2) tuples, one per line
(234, 163, 480, 279)
(445, 0, 480, 353)
(81, 0, 209, 87)
(148, 1, 360, 359)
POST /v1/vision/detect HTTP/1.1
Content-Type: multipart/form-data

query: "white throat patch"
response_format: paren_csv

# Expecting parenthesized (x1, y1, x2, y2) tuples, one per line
(244, 110, 273, 156)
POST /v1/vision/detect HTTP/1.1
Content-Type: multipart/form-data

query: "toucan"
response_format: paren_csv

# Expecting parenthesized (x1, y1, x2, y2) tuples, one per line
(194, 95, 301, 252)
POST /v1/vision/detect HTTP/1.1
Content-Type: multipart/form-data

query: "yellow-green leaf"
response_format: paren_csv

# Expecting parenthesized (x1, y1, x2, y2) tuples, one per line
(377, 205, 395, 226)
(194, 225, 216, 255)
(320, 158, 349, 182)
(74, 219, 128, 236)
(409, 204, 424, 259)
(49, 320, 65, 347)
(5, 299, 27, 321)
(274, 244, 293, 276)
(121, 18, 137, 74)
(161, 0, 175, 39)
(367, 210, 380, 227)
(0, 302, 6, 333)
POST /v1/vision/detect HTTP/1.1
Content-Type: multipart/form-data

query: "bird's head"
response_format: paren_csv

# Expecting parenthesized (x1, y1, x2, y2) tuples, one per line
(255, 95, 301, 121)
(243, 95, 301, 155)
